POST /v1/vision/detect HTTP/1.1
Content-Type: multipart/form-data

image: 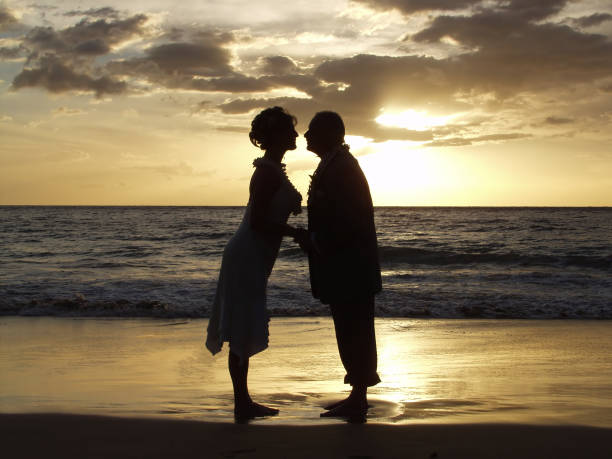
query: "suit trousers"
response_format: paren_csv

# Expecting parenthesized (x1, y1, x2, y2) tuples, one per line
(330, 296, 381, 387)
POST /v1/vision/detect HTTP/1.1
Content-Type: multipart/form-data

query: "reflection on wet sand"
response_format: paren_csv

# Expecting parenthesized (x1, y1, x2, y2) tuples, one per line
(1, 317, 611, 426)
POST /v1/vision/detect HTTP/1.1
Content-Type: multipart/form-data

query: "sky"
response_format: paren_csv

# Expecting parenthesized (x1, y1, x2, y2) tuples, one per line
(1, 0, 611, 206)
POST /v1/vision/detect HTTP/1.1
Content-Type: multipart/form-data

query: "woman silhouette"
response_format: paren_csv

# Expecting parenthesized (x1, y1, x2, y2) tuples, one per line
(206, 107, 302, 420)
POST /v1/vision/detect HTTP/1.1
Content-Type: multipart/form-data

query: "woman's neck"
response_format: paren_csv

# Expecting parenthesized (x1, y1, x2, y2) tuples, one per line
(263, 149, 285, 163)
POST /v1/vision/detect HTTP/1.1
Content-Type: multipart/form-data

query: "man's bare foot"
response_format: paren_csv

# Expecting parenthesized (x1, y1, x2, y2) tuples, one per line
(234, 401, 279, 420)
(320, 400, 367, 418)
(324, 397, 349, 411)
(324, 398, 371, 411)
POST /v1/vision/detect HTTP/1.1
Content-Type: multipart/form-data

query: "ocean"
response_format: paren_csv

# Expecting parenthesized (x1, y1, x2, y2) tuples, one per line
(1, 206, 610, 319)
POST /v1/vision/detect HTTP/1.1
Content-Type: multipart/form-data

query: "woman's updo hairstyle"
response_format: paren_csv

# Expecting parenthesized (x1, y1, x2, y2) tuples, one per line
(249, 106, 297, 150)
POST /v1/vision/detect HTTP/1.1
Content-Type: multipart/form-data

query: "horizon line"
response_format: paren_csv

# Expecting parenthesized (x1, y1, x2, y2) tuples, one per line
(1, 204, 611, 208)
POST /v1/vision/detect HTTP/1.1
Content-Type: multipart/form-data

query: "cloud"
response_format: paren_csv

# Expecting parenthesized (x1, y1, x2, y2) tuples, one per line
(425, 133, 531, 147)
(64, 7, 120, 19)
(352, 0, 483, 14)
(0, 46, 21, 59)
(12, 55, 126, 97)
(5, 0, 610, 147)
(106, 34, 263, 93)
(409, 5, 612, 94)
(147, 42, 232, 76)
(109, 40, 322, 95)
(0, 6, 18, 31)
(212, 0, 611, 144)
(215, 125, 249, 133)
(545, 116, 574, 125)
(572, 13, 612, 28)
(260, 56, 298, 75)
(360, 0, 570, 20)
(21, 15, 148, 58)
(53, 106, 85, 116)
(10, 13, 148, 96)
(123, 162, 216, 179)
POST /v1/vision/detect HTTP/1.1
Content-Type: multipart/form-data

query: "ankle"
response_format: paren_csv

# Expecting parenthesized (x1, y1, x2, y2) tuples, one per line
(349, 387, 367, 404)
(234, 395, 252, 407)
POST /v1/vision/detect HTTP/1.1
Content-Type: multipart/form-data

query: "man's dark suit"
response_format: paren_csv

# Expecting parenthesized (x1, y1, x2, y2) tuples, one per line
(307, 147, 382, 387)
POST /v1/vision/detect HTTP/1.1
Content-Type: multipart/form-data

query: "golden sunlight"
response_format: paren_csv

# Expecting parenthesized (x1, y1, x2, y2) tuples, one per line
(357, 142, 459, 205)
(375, 109, 455, 131)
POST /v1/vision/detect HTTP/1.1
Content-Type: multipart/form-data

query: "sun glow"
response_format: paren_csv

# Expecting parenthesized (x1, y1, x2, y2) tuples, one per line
(376, 109, 456, 131)
(357, 141, 459, 205)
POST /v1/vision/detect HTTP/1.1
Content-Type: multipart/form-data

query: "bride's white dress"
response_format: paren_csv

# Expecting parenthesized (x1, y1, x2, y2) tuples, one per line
(206, 158, 302, 361)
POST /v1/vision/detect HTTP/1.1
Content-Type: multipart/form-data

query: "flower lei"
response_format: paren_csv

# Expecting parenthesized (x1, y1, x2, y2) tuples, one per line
(307, 143, 350, 204)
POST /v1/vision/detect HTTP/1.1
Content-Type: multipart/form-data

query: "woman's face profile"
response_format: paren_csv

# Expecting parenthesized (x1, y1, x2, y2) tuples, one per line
(275, 121, 298, 151)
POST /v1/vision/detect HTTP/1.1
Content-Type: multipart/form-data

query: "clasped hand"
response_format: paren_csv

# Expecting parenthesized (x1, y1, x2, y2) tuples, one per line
(292, 228, 312, 252)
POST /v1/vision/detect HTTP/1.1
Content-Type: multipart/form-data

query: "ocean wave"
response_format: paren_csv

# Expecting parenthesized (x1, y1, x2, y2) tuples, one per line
(2, 290, 610, 320)
(379, 246, 612, 270)
(0, 296, 203, 318)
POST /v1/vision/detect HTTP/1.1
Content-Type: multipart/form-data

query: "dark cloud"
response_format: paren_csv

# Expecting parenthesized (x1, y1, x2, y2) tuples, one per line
(12, 55, 126, 97)
(60, 15, 147, 55)
(409, 6, 612, 94)
(352, 0, 483, 14)
(573, 13, 612, 28)
(545, 116, 574, 125)
(147, 42, 232, 76)
(260, 56, 298, 75)
(21, 14, 147, 60)
(73, 39, 110, 55)
(210, 0, 611, 144)
(500, 0, 569, 22)
(108, 42, 322, 95)
(0, 6, 18, 31)
(359, 0, 569, 20)
(64, 7, 120, 19)
(11, 13, 147, 96)
(5, 0, 609, 148)
(0, 46, 22, 59)
(104, 31, 260, 93)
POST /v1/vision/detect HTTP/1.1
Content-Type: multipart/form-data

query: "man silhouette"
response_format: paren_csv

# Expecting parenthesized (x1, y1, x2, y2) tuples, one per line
(296, 111, 382, 417)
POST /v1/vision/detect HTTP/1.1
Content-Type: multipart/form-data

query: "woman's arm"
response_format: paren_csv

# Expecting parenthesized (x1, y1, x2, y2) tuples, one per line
(249, 166, 299, 238)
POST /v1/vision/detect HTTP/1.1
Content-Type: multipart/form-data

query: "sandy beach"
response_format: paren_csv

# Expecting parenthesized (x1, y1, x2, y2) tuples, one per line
(3, 412, 612, 458)
(2, 317, 612, 456)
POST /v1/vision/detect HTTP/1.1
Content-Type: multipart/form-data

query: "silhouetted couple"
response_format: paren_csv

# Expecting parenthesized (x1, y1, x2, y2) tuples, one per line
(206, 107, 382, 421)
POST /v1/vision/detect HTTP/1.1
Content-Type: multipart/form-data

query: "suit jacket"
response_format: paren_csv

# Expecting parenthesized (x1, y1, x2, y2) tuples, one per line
(307, 147, 382, 304)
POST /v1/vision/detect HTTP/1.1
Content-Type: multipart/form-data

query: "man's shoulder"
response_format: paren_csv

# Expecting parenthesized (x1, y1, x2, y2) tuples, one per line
(327, 149, 359, 174)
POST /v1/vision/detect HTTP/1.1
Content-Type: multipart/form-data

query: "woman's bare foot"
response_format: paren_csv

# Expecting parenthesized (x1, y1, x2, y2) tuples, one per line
(235, 401, 279, 420)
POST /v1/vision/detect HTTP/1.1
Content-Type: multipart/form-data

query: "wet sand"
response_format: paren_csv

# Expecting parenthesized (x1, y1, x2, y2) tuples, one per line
(1, 317, 612, 427)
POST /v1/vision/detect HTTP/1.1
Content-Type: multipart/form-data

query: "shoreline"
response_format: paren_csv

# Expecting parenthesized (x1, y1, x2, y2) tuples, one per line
(3, 413, 612, 458)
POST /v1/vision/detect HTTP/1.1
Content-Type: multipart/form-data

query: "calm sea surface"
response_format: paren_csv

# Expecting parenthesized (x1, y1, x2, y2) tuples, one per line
(1, 206, 610, 319)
